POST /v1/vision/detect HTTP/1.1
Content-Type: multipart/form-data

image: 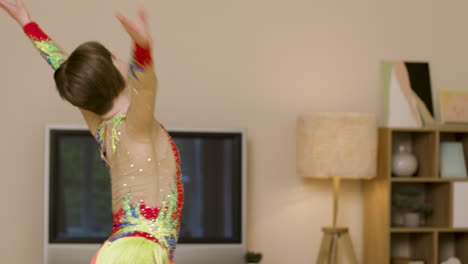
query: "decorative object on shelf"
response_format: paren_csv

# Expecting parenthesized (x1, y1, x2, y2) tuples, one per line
(453, 182, 468, 228)
(297, 112, 377, 264)
(441, 257, 462, 264)
(391, 258, 425, 264)
(245, 251, 263, 264)
(440, 142, 467, 179)
(392, 186, 433, 227)
(382, 61, 435, 127)
(392, 142, 418, 177)
(439, 89, 468, 124)
(402, 212, 420, 228)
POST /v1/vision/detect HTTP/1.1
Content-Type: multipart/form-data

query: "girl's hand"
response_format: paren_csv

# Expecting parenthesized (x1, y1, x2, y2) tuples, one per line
(0, 0, 30, 26)
(117, 8, 152, 49)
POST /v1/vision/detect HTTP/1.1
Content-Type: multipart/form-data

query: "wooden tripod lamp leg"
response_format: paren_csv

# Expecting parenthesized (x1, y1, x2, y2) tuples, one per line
(317, 176, 359, 264)
(333, 176, 341, 228)
(341, 232, 358, 264)
(317, 232, 333, 264)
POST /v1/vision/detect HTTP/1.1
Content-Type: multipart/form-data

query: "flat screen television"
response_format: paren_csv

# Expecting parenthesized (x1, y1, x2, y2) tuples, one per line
(44, 125, 247, 264)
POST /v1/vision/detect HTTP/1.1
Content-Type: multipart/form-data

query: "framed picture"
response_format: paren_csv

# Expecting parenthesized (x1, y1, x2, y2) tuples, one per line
(439, 89, 468, 124)
(382, 61, 435, 127)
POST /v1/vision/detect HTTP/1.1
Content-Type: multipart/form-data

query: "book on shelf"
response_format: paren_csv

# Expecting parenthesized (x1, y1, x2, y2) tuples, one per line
(440, 142, 467, 178)
(391, 258, 424, 264)
(453, 182, 468, 227)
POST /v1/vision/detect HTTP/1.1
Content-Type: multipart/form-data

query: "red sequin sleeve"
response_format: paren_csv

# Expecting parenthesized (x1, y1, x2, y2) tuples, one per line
(133, 42, 152, 68)
(23, 22, 51, 41)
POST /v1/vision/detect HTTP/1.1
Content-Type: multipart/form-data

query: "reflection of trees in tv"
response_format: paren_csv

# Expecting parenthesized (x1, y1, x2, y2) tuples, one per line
(174, 136, 242, 244)
(51, 132, 113, 243)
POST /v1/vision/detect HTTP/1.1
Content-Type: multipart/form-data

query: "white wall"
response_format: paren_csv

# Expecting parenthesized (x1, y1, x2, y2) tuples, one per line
(2, 0, 468, 263)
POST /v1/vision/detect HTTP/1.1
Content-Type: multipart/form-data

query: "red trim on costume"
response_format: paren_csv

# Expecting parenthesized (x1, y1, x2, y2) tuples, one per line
(134, 42, 152, 67)
(139, 200, 161, 220)
(124, 232, 160, 244)
(169, 134, 184, 221)
(23, 22, 51, 41)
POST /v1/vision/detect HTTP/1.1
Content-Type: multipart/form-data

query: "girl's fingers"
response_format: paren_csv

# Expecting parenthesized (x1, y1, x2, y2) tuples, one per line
(116, 9, 151, 47)
(117, 14, 134, 29)
(116, 12, 126, 24)
(0, 0, 11, 8)
(138, 8, 147, 24)
(116, 14, 131, 31)
(117, 13, 138, 39)
(17, 0, 25, 9)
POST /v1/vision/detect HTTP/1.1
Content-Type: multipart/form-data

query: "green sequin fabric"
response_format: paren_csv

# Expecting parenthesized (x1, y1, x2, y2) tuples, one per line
(97, 114, 127, 155)
(32, 40, 65, 70)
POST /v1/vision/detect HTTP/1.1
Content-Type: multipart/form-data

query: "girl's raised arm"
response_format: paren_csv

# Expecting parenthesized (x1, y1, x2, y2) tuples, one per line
(117, 8, 158, 138)
(0, 0, 102, 135)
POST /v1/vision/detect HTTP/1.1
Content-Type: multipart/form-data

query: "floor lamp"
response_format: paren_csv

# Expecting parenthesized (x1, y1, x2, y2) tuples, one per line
(297, 112, 377, 264)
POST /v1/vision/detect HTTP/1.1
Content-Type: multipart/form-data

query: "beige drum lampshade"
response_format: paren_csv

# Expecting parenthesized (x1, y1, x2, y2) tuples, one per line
(297, 112, 378, 180)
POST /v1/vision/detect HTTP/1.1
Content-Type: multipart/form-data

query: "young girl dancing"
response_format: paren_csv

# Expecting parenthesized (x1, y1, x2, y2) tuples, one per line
(0, 1, 184, 263)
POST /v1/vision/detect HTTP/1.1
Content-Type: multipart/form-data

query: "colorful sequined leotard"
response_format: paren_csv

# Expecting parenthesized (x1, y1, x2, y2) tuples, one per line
(23, 22, 184, 264)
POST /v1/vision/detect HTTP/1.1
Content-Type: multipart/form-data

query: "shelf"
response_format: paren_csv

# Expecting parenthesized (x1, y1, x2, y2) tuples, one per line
(391, 228, 435, 233)
(388, 127, 438, 132)
(386, 125, 468, 133)
(391, 228, 468, 233)
(439, 228, 468, 233)
(391, 178, 468, 182)
(391, 233, 435, 264)
(439, 125, 468, 133)
(439, 232, 468, 263)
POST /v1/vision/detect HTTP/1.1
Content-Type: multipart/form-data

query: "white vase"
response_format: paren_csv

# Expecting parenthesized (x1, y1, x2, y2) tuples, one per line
(392, 145, 418, 177)
(442, 257, 462, 264)
(404, 212, 420, 227)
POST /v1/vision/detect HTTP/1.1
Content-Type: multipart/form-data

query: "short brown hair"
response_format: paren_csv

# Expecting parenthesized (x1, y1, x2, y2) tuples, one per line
(54, 41, 125, 115)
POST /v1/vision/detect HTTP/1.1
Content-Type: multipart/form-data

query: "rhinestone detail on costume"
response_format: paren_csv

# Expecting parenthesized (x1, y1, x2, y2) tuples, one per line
(96, 114, 127, 154)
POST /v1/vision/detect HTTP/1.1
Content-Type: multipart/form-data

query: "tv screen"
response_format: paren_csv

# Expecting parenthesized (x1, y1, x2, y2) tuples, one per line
(48, 129, 243, 244)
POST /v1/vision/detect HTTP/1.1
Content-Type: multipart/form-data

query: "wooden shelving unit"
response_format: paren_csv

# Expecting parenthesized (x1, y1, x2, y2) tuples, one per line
(364, 126, 468, 264)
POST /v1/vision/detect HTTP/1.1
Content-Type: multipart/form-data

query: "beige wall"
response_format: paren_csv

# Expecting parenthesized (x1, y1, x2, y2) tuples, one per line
(2, 0, 468, 263)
